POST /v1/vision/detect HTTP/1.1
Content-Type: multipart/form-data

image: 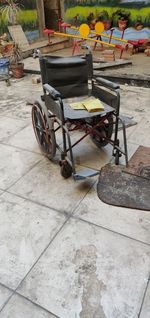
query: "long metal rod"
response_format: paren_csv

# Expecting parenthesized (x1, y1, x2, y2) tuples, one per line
(54, 31, 116, 48)
(70, 26, 128, 43)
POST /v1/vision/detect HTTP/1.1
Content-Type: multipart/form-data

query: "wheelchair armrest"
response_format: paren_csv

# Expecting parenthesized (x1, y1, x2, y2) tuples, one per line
(95, 77, 120, 90)
(43, 84, 61, 100)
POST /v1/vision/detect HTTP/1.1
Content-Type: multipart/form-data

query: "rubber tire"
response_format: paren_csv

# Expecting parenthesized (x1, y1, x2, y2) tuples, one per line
(91, 114, 113, 148)
(32, 102, 56, 160)
(60, 161, 73, 179)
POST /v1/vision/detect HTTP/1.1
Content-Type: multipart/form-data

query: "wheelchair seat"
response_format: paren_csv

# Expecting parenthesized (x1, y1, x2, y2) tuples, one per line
(63, 97, 114, 120)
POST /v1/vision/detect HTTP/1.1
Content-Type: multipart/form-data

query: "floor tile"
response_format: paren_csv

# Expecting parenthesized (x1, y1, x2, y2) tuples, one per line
(129, 117, 150, 147)
(9, 158, 93, 214)
(67, 131, 112, 170)
(0, 96, 24, 118)
(0, 76, 42, 121)
(74, 183, 150, 245)
(140, 283, 150, 318)
(0, 286, 12, 311)
(0, 144, 42, 190)
(18, 218, 150, 318)
(114, 140, 138, 166)
(5, 125, 41, 154)
(0, 117, 27, 142)
(0, 192, 66, 289)
(120, 86, 149, 123)
(0, 294, 56, 318)
(5, 123, 62, 154)
(2, 103, 34, 122)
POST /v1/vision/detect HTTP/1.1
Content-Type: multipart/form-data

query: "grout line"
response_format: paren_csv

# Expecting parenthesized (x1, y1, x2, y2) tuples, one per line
(4, 190, 70, 218)
(0, 113, 29, 122)
(0, 290, 60, 318)
(0, 218, 69, 315)
(0, 282, 14, 293)
(14, 292, 61, 318)
(138, 275, 150, 317)
(15, 219, 69, 287)
(73, 216, 150, 247)
(4, 178, 150, 248)
(4, 158, 43, 192)
(4, 171, 95, 219)
(1, 122, 29, 136)
(0, 140, 43, 156)
(70, 179, 95, 217)
(0, 181, 94, 316)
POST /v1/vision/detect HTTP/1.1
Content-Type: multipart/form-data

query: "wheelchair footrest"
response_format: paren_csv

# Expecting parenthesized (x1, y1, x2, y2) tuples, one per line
(73, 168, 99, 181)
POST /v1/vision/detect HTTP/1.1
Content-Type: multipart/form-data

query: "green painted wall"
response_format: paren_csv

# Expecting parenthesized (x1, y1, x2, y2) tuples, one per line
(64, 0, 150, 28)
(0, 1, 38, 41)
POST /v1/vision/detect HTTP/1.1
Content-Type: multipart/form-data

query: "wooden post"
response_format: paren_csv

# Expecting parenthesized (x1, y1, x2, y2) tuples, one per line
(36, 0, 45, 38)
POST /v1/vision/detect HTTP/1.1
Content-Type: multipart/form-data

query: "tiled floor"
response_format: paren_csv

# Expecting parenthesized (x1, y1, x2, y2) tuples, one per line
(0, 71, 149, 318)
(0, 286, 12, 311)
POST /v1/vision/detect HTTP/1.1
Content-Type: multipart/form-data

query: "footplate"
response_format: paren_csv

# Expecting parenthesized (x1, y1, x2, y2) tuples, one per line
(73, 168, 99, 181)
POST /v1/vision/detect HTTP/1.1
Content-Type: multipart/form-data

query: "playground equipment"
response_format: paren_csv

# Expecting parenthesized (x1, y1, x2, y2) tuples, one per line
(44, 22, 129, 59)
(57, 20, 148, 56)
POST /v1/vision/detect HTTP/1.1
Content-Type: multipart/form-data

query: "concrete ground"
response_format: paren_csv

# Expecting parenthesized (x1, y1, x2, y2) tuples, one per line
(0, 53, 150, 318)
(24, 46, 150, 77)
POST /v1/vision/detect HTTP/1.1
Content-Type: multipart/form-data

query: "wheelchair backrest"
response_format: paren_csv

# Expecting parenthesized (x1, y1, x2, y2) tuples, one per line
(39, 54, 93, 99)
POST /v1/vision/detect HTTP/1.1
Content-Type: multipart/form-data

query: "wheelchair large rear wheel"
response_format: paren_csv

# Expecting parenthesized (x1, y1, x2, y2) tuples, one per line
(32, 102, 56, 159)
(91, 114, 113, 148)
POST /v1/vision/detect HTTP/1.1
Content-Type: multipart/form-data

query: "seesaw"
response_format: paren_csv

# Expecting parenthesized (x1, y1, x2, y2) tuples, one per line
(70, 24, 148, 56)
(43, 22, 129, 59)
(69, 24, 128, 44)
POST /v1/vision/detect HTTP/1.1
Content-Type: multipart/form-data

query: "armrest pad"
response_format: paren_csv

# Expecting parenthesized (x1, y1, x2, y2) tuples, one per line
(43, 84, 61, 100)
(95, 77, 120, 90)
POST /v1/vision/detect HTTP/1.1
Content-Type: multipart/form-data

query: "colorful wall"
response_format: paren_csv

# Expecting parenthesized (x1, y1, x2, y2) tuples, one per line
(0, 0, 39, 42)
(64, 0, 150, 40)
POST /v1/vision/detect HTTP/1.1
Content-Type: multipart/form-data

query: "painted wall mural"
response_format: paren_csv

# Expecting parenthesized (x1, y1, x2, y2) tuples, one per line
(0, 0, 39, 42)
(64, 0, 150, 40)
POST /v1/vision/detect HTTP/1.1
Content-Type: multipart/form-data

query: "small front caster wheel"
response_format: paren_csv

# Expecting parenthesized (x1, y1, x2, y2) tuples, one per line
(60, 161, 73, 179)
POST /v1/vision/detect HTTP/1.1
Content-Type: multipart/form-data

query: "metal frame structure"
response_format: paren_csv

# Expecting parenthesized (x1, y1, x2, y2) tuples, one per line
(32, 53, 128, 180)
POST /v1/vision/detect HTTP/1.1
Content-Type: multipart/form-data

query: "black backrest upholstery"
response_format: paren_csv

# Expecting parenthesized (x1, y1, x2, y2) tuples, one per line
(40, 54, 92, 98)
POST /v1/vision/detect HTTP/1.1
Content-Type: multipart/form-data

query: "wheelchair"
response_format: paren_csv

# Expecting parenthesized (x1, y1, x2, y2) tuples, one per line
(31, 52, 128, 180)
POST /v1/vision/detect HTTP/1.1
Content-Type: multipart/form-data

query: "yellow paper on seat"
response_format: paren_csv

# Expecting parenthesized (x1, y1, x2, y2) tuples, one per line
(70, 101, 85, 110)
(83, 97, 104, 112)
(70, 97, 104, 112)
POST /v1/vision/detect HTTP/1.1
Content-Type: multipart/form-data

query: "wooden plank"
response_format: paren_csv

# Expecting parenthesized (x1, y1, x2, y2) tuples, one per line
(36, 0, 45, 38)
(8, 25, 30, 52)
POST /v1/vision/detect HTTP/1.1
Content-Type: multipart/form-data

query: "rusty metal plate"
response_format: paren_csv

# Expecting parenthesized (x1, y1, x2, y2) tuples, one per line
(124, 146, 150, 180)
(97, 164, 150, 211)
